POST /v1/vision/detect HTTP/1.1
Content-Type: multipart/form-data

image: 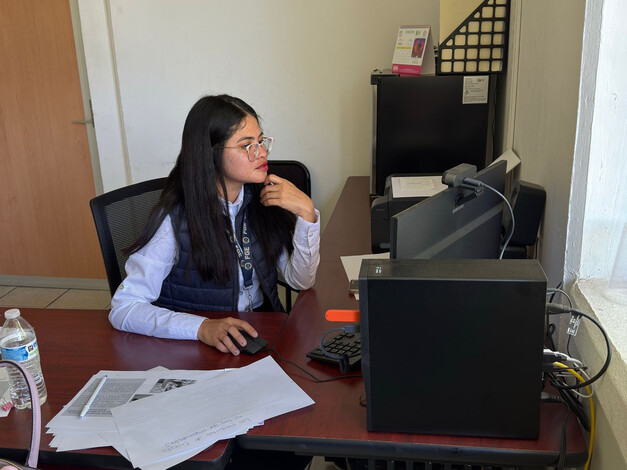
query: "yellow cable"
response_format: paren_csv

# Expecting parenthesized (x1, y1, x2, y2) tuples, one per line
(554, 362, 595, 470)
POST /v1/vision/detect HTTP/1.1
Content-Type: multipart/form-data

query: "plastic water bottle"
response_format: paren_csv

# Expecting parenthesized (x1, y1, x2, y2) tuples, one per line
(0, 309, 47, 409)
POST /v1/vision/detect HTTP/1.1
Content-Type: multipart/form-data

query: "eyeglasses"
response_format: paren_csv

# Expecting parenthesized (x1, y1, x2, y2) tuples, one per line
(219, 136, 273, 162)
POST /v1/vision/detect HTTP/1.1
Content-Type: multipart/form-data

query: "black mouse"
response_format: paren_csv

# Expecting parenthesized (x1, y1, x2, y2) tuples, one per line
(228, 330, 268, 355)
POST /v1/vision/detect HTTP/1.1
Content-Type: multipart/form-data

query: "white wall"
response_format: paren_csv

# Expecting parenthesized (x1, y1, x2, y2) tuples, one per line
(506, 0, 626, 466)
(508, 0, 586, 288)
(566, 0, 627, 466)
(575, 0, 627, 281)
(78, 0, 439, 228)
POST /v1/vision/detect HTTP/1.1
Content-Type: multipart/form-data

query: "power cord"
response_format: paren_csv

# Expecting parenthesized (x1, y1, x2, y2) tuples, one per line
(441, 164, 515, 259)
(540, 392, 569, 470)
(259, 318, 362, 382)
(554, 362, 595, 470)
(464, 180, 515, 259)
(541, 297, 604, 464)
(547, 289, 574, 350)
(546, 282, 565, 350)
(545, 303, 612, 390)
(267, 348, 362, 383)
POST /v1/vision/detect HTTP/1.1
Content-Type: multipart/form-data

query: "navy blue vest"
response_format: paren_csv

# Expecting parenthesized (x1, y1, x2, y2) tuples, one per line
(154, 188, 283, 313)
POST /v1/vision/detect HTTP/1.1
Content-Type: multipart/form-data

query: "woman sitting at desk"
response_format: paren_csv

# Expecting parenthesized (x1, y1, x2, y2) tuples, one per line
(109, 94, 320, 354)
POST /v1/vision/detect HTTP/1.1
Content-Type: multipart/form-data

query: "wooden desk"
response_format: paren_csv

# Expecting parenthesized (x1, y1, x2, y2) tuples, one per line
(1, 177, 588, 469)
(239, 176, 588, 468)
(0, 308, 288, 469)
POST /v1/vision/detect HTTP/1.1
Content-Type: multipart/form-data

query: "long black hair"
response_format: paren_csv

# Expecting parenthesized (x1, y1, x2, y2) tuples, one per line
(127, 94, 296, 284)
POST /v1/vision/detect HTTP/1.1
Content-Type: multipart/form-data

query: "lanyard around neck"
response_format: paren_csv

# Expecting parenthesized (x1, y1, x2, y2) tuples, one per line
(229, 211, 254, 290)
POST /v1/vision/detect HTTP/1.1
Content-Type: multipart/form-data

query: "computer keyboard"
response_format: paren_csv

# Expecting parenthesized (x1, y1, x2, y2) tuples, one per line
(306, 332, 361, 370)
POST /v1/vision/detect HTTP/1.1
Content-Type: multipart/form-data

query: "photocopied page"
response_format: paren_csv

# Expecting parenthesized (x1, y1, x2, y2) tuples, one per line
(110, 356, 314, 470)
(341, 253, 390, 300)
(391, 175, 448, 198)
(46, 357, 314, 470)
(490, 148, 521, 174)
(46, 368, 228, 452)
(341, 253, 390, 282)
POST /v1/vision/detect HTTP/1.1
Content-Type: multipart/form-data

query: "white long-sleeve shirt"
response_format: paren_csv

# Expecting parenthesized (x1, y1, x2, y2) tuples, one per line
(109, 189, 320, 340)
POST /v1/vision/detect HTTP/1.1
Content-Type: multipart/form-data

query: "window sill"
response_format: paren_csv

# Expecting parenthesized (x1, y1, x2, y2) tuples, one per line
(573, 279, 627, 357)
(569, 279, 627, 464)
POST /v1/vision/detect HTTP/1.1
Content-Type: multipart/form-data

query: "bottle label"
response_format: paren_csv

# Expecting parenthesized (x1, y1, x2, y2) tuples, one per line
(0, 335, 39, 362)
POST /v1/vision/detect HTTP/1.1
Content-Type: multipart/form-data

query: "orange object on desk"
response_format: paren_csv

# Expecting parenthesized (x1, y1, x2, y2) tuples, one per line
(325, 309, 360, 322)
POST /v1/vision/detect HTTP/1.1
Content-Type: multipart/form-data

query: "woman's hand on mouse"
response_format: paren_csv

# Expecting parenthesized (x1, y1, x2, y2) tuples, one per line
(197, 318, 258, 355)
(260, 174, 316, 223)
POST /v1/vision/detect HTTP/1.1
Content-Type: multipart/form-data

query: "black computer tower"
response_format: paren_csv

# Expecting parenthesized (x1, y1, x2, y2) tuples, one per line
(371, 73, 496, 195)
(358, 258, 547, 439)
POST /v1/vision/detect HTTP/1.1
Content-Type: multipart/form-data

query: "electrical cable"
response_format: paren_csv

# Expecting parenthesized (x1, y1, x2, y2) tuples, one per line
(539, 393, 568, 470)
(543, 349, 584, 369)
(485, 183, 515, 259)
(545, 304, 612, 390)
(555, 362, 595, 470)
(460, 178, 515, 259)
(543, 351, 592, 430)
(547, 288, 573, 307)
(546, 283, 563, 350)
(557, 403, 569, 470)
(547, 287, 575, 357)
(566, 334, 575, 359)
(554, 381, 591, 432)
(568, 369, 594, 399)
(269, 348, 362, 382)
(560, 289, 578, 358)
(546, 322, 557, 351)
(260, 321, 362, 382)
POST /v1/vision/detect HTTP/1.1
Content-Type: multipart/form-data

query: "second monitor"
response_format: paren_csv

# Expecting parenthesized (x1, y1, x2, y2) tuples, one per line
(390, 160, 506, 260)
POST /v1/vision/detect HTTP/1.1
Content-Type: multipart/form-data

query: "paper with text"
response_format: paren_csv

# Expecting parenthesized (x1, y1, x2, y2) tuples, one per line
(391, 175, 447, 198)
(341, 253, 390, 300)
(46, 368, 227, 452)
(110, 356, 314, 469)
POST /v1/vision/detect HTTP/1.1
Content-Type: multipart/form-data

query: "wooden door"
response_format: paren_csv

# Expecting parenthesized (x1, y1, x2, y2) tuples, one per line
(0, 0, 105, 279)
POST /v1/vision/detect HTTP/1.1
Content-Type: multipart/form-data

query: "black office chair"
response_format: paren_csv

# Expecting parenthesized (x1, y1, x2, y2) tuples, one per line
(90, 162, 311, 311)
(267, 160, 312, 312)
(90, 178, 167, 297)
(268, 160, 311, 198)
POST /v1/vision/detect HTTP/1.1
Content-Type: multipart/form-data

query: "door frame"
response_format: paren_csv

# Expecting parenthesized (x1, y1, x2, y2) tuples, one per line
(70, 0, 103, 196)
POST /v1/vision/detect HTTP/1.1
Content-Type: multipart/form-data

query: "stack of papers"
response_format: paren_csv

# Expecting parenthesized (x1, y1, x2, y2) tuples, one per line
(340, 253, 389, 300)
(46, 357, 314, 470)
(390, 176, 447, 199)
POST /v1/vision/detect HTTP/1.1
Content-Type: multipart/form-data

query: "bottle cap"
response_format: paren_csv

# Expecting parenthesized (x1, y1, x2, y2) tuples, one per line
(4, 309, 21, 320)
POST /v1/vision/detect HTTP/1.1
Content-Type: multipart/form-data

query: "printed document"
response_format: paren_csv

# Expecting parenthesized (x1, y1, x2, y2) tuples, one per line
(111, 356, 313, 469)
(391, 175, 447, 198)
(46, 357, 313, 470)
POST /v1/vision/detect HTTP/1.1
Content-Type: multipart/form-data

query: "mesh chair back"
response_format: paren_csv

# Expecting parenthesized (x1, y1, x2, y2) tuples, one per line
(268, 160, 311, 197)
(90, 178, 167, 296)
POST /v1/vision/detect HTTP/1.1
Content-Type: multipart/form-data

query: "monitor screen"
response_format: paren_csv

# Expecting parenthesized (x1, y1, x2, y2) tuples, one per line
(390, 160, 506, 259)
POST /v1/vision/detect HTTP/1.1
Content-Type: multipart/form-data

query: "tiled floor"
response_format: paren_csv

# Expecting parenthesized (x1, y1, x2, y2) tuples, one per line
(0, 286, 111, 310)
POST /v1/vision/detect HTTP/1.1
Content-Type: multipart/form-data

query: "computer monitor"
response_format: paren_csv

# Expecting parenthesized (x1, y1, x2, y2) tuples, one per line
(390, 160, 506, 259)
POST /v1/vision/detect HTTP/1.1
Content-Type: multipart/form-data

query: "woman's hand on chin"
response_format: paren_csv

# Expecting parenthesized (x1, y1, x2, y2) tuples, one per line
(260, 174, 316, 222)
